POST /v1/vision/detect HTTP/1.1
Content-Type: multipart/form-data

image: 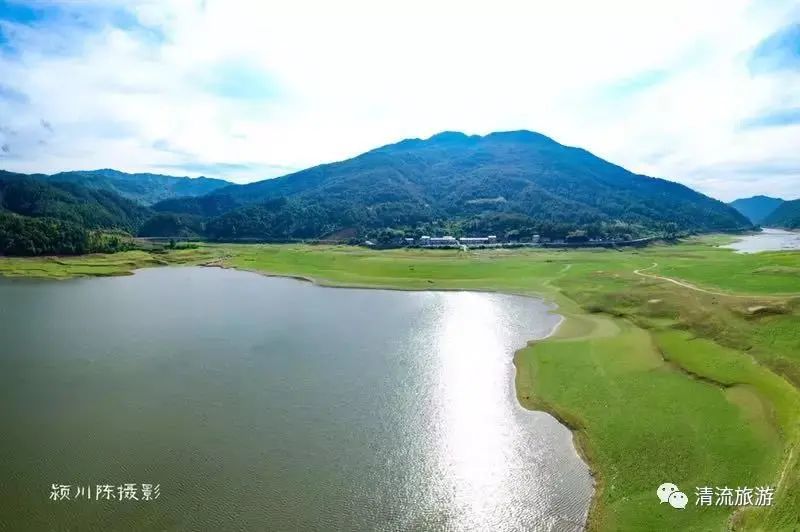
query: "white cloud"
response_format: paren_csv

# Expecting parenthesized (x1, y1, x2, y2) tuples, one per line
(0, 0, 797, 200)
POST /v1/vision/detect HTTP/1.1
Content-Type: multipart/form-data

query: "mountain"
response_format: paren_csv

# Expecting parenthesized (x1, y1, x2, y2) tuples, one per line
(0, 130, 754, 251)
(156, 130, 751, 241)
(763, 200, 800, 229)
(137, 212, 206, 238)
(0, 171, 151, 255)
(729, 195, 784, 224)
(41, 169, 231, 205)
(0, 172, 150, 230)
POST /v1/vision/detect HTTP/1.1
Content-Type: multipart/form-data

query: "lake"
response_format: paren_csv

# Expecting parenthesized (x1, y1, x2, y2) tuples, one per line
(722, 228, 800, 253)
(0, 267, 592, 531)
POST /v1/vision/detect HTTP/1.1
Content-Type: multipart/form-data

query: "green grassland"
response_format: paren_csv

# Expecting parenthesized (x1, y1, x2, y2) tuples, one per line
(2, 237, 799, 530)
(643, 239, 800, 296)
(0, 246, 226, 279)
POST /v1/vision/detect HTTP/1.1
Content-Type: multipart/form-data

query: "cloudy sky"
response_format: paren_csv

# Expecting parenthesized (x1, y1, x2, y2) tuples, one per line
(0, 0, 798, 201)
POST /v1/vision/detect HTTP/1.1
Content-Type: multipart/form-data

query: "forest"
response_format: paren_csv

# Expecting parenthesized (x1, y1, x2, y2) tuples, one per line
(764, 199, 800, 229)
(0, 131, 754, 255)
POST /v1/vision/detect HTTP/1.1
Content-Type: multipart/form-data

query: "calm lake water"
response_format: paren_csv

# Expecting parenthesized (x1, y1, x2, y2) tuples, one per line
(722, 228, 800, 253)
(0, 267, 591, 531)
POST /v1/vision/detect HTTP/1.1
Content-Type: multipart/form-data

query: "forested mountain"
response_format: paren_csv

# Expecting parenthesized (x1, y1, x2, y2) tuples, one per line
(156, 130, 751, 240)
(763, 200, 800, 229)
(0, 172, 150, 255)
(729, 195, 784, 224)
(137, 212, 206, 237)
(41, 169, 231, 205)
(0, 172, 150, 229)
(0, 130, 755, 253)
(152, 193, 240, 217)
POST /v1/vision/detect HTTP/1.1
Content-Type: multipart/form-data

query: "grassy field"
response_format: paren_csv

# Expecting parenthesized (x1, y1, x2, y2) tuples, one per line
(0, 246, 226, 279)
(2, 237, 799, 530)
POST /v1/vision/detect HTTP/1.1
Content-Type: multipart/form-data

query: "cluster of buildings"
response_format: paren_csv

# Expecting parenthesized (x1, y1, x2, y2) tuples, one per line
(416, 235, 497, 247)
(365, 233, 655, 249)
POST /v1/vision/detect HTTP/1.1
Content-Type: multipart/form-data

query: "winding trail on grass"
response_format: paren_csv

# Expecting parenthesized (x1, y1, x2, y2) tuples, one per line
(636, 261, 800, 527)
(633, 262, 799, 299)
(633, 262, 736, 296)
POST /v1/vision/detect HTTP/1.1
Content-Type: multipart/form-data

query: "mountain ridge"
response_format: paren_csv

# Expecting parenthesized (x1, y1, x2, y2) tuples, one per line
(153, 130, 750, 241)
(1, 130, 755, 251)
(0, 168, 233, 206)
(0, 171, 151, 255)
(763, 200, 800, 229)
(729, 195, 784, 224)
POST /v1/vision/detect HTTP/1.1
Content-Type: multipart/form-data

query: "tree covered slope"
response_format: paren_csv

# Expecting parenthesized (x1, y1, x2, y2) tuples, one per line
(729, 195, 784, 224)
(0, 172, 151, 255)
(763, 199, 800, 229)
(0, 172, 150, 230)
(156, 130, 751, 240)
(1, 130, 754, 248)
(41, 169, 231, 205)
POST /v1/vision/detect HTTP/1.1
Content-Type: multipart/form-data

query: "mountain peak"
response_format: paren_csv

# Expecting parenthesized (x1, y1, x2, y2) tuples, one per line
(156, 128, 750, 240)
(427, 131, 473, 143)
(729, 195, 785, 224)
(376, 130, 560, 153)
(737, 195, 784, 202)
(423, 130, 558, 145)
(484, 130, 558, 144)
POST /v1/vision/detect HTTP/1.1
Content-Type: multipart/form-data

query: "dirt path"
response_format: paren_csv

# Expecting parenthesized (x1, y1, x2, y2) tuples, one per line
(633, 263, 729, 296)
(632, 263, 796, 299)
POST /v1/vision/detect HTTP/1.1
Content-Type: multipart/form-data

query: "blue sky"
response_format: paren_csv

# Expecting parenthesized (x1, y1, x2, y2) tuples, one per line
(0, 0, 798, 201)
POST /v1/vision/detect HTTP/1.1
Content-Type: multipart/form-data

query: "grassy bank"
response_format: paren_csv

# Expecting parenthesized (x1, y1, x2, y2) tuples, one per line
(0, 247, 226, 279)
(2, 238, 799, 530)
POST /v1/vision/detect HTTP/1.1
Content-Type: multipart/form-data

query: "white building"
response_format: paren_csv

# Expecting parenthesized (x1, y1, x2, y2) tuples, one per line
(429, 236, 457, 245)
(459, 237, 489, 244)
(458, 235, 498, 246)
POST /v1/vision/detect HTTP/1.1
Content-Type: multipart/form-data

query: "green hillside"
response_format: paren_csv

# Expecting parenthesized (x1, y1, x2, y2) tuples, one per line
(155, 131, 751, 240)
(1, 131, 755, 250)
(43, 169, 231, 205)
(729, 195, 784, 224)
(0, 172, 150, 255)
(0, 172, 149, 229)
(764, 199, 800, 229)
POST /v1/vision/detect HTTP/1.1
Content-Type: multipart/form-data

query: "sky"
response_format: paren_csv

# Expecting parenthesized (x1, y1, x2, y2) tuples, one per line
(0, 0, 798, 201)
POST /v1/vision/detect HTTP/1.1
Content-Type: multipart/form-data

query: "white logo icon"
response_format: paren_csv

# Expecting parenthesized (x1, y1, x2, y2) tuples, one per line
(657, 482, 688, 509)
(668, 491, 688, 509)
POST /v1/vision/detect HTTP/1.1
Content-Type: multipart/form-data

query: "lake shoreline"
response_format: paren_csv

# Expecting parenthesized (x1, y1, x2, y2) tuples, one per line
(723, 227, 800, 254)
(201, 260, 597, 529)
(4, 239, 798, 530)
(0, 254, 630, 531)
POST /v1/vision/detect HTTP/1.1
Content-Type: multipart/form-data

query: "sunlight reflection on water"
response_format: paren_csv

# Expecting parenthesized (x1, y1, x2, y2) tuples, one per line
(0, 269, 592, 531)
(427, 292, 591, 531)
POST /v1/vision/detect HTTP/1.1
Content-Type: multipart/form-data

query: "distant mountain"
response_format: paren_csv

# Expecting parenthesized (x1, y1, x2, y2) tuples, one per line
(729, 195, 784, 224)
(0, 171, 150, 230)
(763, 200, 800, 229)
(0, 171, 151, 255)
(156, 130, 751, 240)
(40, 169, 231, 205)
